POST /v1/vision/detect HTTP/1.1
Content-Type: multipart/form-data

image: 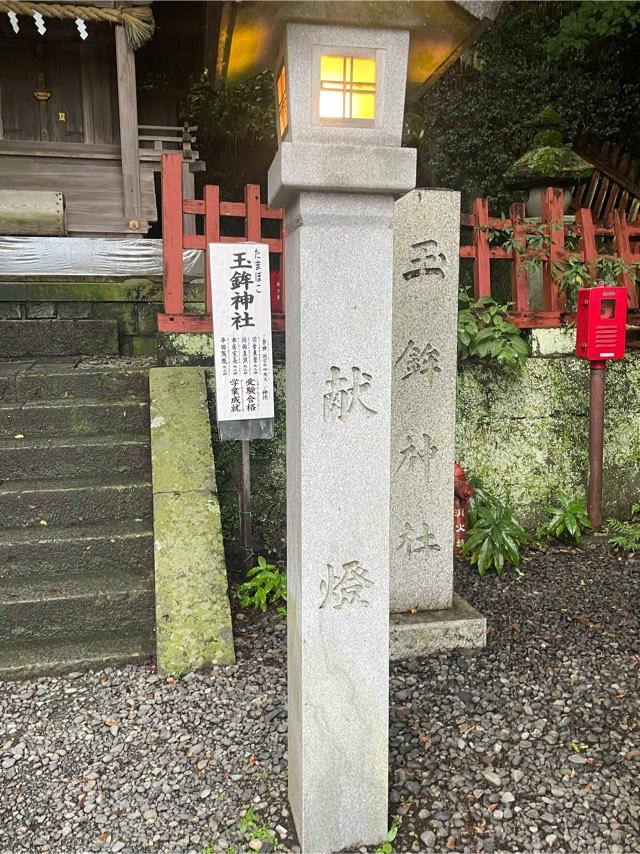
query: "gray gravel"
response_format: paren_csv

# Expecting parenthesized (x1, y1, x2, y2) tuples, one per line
(1, 546, 639, 853)
(0, 613, 292, 854)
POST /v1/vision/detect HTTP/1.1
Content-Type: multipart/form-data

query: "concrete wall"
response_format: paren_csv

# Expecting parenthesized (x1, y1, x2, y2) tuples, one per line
(0, 277, 205, 357)
(116, 328, 640, 560)
(202, 342, 640, 559)
(457, 351, 640, 528)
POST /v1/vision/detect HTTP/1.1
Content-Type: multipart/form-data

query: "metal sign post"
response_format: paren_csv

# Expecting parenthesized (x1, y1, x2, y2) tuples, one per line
(587, 361, 606, 528)
(575, 283, 628, 528)
(209, 242, 275, 568)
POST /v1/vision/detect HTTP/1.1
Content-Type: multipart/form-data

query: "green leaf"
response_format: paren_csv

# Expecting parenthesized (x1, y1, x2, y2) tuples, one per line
(477, 537, 493, 575)
(565, 513, 578, 538)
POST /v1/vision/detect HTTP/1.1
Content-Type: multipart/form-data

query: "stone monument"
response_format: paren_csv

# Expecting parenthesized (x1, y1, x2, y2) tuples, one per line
(389, 189, 485, 659)
(212, 3, 504, 849)
(268, 22, 415, 853)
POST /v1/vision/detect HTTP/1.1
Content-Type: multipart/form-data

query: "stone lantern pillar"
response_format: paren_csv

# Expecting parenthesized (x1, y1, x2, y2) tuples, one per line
(268, 22, 415, 852)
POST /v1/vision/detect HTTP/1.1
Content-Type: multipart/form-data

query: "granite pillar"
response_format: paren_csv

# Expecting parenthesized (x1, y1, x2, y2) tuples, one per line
(268, 22, 415, 852)
(390, 189, 485, 653)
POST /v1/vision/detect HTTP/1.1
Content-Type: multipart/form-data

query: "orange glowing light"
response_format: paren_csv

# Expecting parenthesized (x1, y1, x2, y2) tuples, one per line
(276, 63, 289, 137)
(318, 55, 376, 121)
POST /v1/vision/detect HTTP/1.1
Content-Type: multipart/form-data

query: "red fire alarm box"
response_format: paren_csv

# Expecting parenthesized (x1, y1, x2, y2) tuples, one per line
(575, 285, 627, 361)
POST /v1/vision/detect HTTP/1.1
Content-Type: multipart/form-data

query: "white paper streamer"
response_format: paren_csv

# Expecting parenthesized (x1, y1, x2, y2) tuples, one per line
(75, 17, 88, 40)
(33, 10, 46, 35)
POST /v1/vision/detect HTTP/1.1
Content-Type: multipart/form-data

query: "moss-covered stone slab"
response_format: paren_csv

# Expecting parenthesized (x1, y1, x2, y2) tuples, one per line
(157, 332, 214, 367)
(137, 303, 162, 335)
(150, 368, 217, 494)
(0, 320, 118, 357)
(149, 366, 234, 675)
(153, 491, 234, 674)
(131, 336, 157, 357)
(530, 328, 576, 357)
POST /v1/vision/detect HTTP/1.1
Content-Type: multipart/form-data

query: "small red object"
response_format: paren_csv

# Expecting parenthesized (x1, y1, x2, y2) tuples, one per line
(453, 463, 473, 556)
(575, 283, 627, 362)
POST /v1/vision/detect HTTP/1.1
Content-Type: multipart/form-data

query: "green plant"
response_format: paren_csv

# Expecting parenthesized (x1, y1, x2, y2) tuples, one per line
(546, 1, 640, 58)
(541, 490, 592, 543)
(181, 71, 277, 196)
(458, 291, 530, 369)
(238, 807, 276, 846)
(415, 2, 640, 212)
(552, 253, 639, 310)
(607, 503, 640, 551)
(461, 481, 528, 576)
(375, 816, 402, 854)
(236, 556, 287, 615)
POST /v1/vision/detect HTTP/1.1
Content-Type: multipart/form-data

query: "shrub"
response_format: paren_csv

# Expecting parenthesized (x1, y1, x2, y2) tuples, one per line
(607, 503, 640, 551)
(236, 556, 287, 615)
(462, 481, 528, 575)
(541, 490, 592, 543)
(458, 291, 530, 369)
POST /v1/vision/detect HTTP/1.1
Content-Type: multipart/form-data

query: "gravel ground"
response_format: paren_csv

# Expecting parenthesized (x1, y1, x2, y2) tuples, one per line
(1, 546, 639, 853)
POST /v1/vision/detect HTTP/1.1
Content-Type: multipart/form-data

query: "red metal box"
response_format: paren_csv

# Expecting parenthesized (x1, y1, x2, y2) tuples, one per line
(575, 285, 627, 361)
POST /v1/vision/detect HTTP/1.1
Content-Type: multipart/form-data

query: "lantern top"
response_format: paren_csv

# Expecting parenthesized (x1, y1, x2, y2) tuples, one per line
(503, 107, 593, 191)
(214, 0, 501, 100)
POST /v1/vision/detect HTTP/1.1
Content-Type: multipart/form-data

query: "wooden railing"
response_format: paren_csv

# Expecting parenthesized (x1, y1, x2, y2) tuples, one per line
(138, 123, 200, 162)
(158, 153, 285, 334)
(461, 187, 640, 328)
(158, 170, 640, 336)
(572, 138, 640, 224)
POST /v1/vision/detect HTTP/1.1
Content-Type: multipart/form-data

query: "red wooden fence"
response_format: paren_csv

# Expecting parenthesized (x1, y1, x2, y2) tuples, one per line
(461, 186, 640, 328)
(158, 153, 285, 334)
(159, 165, 640, 335)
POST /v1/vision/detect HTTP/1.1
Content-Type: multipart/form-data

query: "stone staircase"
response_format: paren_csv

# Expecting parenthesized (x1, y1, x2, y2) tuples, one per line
(0, 354, 156, 680)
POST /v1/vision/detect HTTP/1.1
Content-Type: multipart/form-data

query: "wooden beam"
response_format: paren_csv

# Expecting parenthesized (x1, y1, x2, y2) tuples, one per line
(115, 24, 142, 222)
(214, 2, 237, 89)
(0, 189, 66, 236)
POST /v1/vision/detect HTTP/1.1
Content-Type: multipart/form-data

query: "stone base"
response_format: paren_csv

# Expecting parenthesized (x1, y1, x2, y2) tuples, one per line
(390, 594, 486, 660)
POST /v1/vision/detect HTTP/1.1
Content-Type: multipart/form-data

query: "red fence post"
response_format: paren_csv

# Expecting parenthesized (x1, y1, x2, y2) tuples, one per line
(541, 187, 566, 315)
(472, 197, 491, 299)
(611, 209, 638, 309)
(245, 184, 262, 241)
(575, 207, 597, 283)
(509, 202, 529, 315)
(161, 153, 185, 317)
(203, 184, 220, 319)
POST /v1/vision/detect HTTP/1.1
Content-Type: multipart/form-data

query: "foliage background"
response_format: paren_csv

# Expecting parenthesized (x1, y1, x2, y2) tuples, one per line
(180, 2, 640, 209)
(412, 1, 640, 213)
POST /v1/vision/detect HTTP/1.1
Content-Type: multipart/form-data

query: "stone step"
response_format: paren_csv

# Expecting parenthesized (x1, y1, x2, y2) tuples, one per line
(0, 359, 152, 404)
(0, 476, 152, 528)
(0, 580, 155, 644)
(0, 360, 33, 404)
(0, 320, 119, 358)
(0, 634, 155, 682)
(0, 398, 149, 438)
(2, 569, 154, 604)
(16, 367, 150, 404)
(0, 519, 153, 582)
(0, 434, 150, 481)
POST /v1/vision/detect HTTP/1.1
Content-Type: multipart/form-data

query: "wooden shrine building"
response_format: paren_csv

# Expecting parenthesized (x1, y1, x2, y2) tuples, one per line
(0, 1, 207, 237)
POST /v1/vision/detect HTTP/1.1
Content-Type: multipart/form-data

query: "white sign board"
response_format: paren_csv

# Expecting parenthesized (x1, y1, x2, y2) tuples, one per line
(209, 242, 275, 422)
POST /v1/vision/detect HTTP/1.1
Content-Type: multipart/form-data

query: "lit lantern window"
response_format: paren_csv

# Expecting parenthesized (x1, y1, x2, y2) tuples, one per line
(276, 63, 289, 138)
(318, 54, 376, 122)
